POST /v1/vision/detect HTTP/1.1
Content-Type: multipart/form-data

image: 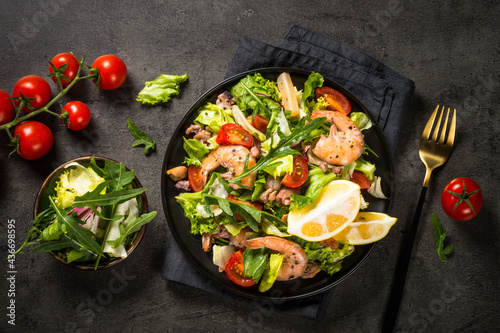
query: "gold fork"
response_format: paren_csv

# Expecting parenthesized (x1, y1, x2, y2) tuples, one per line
(382, 105, 457, 332)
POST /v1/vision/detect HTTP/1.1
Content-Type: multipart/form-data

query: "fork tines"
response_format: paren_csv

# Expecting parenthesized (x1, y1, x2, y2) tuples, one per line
(423, 105, 457, 146)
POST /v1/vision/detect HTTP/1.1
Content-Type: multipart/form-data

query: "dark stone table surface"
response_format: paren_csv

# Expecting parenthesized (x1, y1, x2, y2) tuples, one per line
(0, 1, 498, 332)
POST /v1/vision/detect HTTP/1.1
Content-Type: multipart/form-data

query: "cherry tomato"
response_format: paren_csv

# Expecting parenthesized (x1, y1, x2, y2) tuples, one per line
(13, 121, 54, 160)
(91, 55, 127, 90)
(315, 86, 351, 115)
(441, 177, 483, 221)
(281, 155, 308, 188)
(0, 89, 15, 125)
(61, 101, 91, 131)
(247, 114, 268, 134)
(350, 172, 371, 189)
(226, 194, 263, 221)
(12, 75, 52, 113)
(216, 123, 253, 148)
(49, 53, 80, 87)
(224, 249, 256, 287)
(188, 165, 203, 192)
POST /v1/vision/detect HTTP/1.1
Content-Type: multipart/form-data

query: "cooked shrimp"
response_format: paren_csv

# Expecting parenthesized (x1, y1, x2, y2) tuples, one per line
(245, 236, 307, 281)
(311, 110, 364, 166)
(200, 145, 257, 188)
(229, 227, 251, 249)
(302, 262, 321, 279)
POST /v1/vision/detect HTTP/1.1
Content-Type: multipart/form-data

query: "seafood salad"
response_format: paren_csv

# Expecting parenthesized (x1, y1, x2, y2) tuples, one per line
(168, 71, 391, 292)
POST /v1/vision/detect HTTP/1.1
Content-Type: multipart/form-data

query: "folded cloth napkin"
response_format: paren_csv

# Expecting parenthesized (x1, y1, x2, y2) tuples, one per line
(162, 25, 415, 321)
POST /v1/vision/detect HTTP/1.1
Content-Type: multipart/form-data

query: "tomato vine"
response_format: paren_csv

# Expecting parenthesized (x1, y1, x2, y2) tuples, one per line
(0, 54, 99, 157)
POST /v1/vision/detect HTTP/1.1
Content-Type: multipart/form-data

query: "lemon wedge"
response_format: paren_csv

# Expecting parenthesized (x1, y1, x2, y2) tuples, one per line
(333, 212, 397, 245)
(287, 180, 361, 242)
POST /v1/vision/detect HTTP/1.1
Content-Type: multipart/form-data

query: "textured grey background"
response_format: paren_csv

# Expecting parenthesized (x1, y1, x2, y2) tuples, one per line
(0, 0, 499, 332)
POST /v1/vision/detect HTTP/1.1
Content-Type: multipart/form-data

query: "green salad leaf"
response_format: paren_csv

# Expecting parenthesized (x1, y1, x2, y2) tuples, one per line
(106, 211, 157, 248)
(49, 196, 103, 256)
(136, 73, 188, 105)
(243, 248, 270, 283)
(194, 102, 234, 133)
(127, 118, 156, 155)
(431, 213, 453, 263)
(258, 253, 283, 292)
(293, 237, 354, 275)
(230, 116, 326, 187)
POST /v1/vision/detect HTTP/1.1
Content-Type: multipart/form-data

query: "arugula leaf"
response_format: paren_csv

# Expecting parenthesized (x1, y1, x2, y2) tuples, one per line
(104, 158, 136, 191)
(49, 196, 103, 256)
(230, 116, 326, 186)
(11, 207, 56, 257)
(106, 211, 157, 248)
(127, 118, 156, 155)
(32, 234, 83, 253)
(72, 182, 146, 208)
(431, 213, 453, 263)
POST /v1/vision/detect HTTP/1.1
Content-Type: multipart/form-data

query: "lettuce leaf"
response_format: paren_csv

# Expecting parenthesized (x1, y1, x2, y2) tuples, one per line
(53, 162, 105, 209)
(230, 74, 281, 117)
(302, 72, 324, 103)
(176, 191, 219, 235)
(194, 102, 234, 133)
(136, 74, 188, 105)
(183, 137, 210, 166)
(350, 112, 372, 131)
(292, 237, 354, 275)
(354, 157, 376, 182)
(258, 253, 283, 292)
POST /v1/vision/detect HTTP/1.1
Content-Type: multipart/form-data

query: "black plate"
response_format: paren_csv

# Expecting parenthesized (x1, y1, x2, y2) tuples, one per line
(161, 67, 394, 300)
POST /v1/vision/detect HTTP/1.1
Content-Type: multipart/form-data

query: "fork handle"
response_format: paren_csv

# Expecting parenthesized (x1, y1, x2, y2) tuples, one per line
(382, 186, 428, 332)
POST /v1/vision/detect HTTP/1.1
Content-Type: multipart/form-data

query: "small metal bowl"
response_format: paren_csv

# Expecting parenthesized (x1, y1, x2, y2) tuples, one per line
(34, 156, 148, 270)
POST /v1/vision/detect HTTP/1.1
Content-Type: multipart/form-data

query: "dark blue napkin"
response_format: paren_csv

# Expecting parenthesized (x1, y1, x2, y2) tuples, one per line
(162, 25, 415, 321)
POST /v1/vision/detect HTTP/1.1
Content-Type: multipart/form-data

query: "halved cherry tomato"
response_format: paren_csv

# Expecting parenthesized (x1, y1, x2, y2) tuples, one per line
(315, 86, 351, 115)
(226, 194, 263, 221)
(247, 114, 268, 134)
(224, 249, 256, 287)
(216, 123, 253, 148)
(188, 165, 203, 192)
(281, 155, 308, 188)
(350, 172, 371, 189)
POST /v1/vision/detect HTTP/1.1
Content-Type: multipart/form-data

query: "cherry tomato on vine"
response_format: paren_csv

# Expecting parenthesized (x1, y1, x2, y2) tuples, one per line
(12, 75, 52, 113)
(281, 155, 308, 188)
(91, 55, 127, 90)
(216, 123, 253, 148)
(188, 165, 203, 192)
(49, 53, 80, 87)
(61, 101, 91, 131)
(315, 86, 351, 115)
(441, 177, 483, 221)
(224, 250, 256, 287)
(0, 89, 15, 125)
(13, 121, 54, 160)
(350, 172, 371, 189)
